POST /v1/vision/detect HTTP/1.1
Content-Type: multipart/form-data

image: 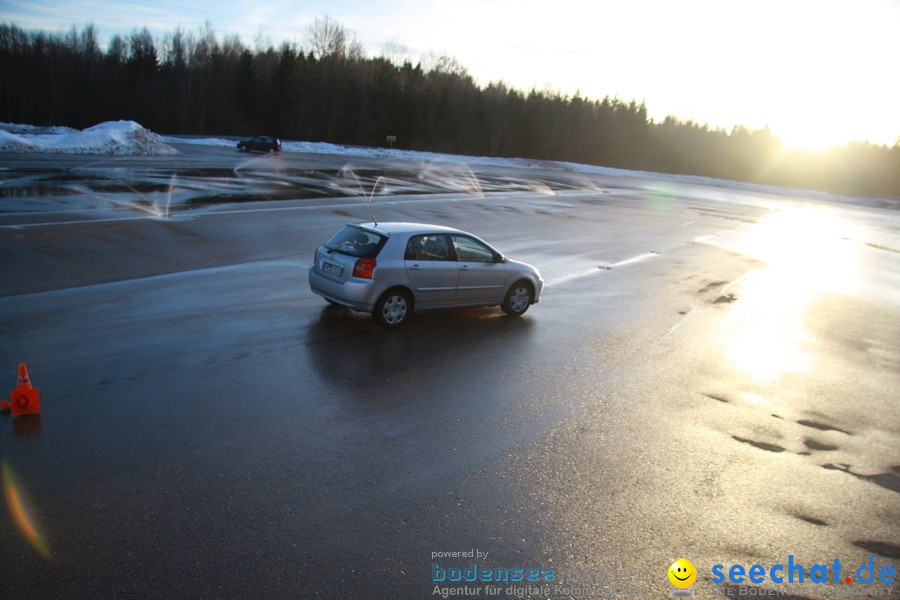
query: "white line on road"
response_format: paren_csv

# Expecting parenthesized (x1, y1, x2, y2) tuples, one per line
(545, 251, 659, 287)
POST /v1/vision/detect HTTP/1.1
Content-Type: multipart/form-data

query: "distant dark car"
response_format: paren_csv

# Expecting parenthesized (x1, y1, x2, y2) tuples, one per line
(237, 136, 281, 152)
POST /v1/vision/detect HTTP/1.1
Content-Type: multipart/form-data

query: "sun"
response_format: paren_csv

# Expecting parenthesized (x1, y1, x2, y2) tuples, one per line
(771, 114, 862, 152)
(770, 104, 894, 152)
(777, 129, 842, 152)
(775, 121, 854, 152)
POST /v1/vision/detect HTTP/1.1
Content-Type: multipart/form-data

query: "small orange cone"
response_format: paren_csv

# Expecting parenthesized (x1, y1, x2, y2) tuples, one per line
(10, 363, 40, 416)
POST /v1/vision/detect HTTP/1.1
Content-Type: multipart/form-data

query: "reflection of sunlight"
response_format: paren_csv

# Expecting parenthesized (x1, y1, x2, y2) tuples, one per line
(723, 267, 812, 384)
(740, 392, 773, 408)
(747, 209, 859, 293)
(720, 208, 859, 384)
(2, 461, 52, 560)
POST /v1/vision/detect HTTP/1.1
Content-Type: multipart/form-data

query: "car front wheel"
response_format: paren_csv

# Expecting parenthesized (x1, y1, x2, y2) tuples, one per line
(501, 281, 532, 316)
(374, 289, 411, 328)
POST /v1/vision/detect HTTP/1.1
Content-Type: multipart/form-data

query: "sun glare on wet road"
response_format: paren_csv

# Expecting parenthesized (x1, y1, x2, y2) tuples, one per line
(718, 208, 860, 385)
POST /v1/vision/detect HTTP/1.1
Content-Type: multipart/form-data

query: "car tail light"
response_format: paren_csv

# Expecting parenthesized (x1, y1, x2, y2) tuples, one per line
(353, 258, 376, 279)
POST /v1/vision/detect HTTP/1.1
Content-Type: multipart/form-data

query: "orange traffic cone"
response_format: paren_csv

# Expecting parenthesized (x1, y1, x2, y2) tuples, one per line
(10, 363, 40, 416)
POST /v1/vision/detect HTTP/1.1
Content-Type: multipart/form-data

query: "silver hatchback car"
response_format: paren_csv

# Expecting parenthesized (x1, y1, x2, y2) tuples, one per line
(308, 222, 543, 327)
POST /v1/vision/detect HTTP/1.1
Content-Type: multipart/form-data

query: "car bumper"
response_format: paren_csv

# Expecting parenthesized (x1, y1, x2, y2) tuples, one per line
(308, 266, 380, 312)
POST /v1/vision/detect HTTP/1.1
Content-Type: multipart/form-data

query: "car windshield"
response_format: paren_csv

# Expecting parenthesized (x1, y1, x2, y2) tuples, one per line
(324, 225, 387, 258)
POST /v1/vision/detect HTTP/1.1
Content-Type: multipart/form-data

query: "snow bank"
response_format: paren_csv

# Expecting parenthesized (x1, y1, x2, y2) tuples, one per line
(285, 140, 547, 171)
(0, 130, 41, 152)
(0, 120, 178, 155)
(0, 123, 78, 135)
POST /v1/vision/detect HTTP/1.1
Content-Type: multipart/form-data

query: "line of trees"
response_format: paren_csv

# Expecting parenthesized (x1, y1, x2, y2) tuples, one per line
(1, 20, 897, 199)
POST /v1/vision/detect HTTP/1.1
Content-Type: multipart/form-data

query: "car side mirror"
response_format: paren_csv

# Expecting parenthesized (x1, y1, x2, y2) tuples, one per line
(494, 253, 505, 263)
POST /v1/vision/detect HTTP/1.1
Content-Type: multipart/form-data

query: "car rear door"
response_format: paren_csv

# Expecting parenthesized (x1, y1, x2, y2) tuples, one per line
(403, 234, 458, 308)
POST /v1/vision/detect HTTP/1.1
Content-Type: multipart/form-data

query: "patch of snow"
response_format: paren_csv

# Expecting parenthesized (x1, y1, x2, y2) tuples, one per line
(160, 136, 236, 148)
(0, 122, 78, 135)
(286, 140, 548, 171)
(0, 120, 178, 155)
(0, 130, 41, 152)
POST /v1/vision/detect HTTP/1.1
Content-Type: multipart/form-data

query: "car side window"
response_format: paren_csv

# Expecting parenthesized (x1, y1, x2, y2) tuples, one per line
(405, 234, 453, 261)
(451, 235, 495, 262)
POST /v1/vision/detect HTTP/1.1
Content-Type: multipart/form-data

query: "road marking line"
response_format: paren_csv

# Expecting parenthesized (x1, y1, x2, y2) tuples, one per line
(545, 251, 660, 287)
(607, 251, 659, 268)
(659, 307, 699, 340)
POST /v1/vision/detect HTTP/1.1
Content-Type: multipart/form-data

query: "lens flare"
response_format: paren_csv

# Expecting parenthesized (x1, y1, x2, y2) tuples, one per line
(645, 183, 679, 210)
(2, 461, 52, 560)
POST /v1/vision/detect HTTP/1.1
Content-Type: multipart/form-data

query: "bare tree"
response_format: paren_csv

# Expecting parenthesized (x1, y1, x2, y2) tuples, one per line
(381, 38, 412, 66)
(305, 16, 364, 60)
(421, 51, 468, 77)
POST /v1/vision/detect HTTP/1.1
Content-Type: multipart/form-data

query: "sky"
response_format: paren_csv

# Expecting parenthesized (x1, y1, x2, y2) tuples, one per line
(3, 0, 899, 149)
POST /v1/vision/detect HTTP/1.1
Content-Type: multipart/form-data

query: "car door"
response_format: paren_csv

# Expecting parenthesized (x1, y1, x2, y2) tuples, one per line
(403, 234, 458, 308)
(450, 235, 507, 305)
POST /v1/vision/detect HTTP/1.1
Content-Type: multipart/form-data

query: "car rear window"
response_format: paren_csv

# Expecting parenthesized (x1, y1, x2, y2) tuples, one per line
(325, 225, 387, 258)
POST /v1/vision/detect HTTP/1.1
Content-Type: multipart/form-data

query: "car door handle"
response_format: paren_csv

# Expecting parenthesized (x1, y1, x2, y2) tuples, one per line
(409, 264, 422, 270)
(459, 264, 469, 270)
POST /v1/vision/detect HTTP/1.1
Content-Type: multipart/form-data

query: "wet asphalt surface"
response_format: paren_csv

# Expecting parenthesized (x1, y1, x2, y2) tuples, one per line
(0, 145, 898, 599)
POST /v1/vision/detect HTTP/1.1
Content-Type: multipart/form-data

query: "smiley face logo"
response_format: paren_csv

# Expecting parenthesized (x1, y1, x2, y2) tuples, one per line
(668, 558, 697, 588)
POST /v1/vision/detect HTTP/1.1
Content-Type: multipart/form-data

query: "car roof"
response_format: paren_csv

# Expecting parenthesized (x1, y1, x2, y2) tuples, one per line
(355, 222, 468, 237)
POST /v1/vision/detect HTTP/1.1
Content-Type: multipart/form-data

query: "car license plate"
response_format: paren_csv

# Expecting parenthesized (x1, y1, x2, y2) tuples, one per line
(322, 261, 343, 277)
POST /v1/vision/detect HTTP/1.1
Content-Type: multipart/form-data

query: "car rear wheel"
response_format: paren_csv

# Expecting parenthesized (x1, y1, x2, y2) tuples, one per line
(501, 281, 532, 316)
(374, 289, 411, 328)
